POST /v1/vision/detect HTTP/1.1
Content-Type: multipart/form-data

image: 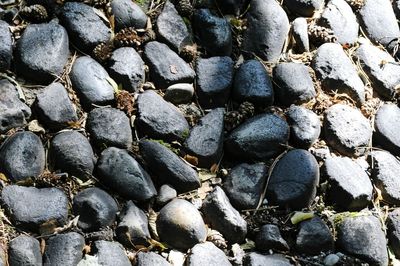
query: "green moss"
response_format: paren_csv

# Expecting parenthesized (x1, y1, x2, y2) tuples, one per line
(181, 129, 190, 140)
(149, 139, 180, 154)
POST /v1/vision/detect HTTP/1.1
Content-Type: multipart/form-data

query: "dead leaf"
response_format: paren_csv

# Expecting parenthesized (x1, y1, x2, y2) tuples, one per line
(82, 244, 91, 254)
(0, 173, 8, 182)
(39, 219, 59, 235)
(28, 120, 45, 134)
(40, 238, 46, 255)
(184, 154, 198, 166)
(147, 238, 168, 251)
(240, 239, 256, 250)
(198, 181, 212, 200)
(290, 211, 314, 225)
(210, 163, 219, 174)
(148, 209, 159, 240)
(106, 76, 119, 94)
(109, 15, 115, 32)
(170, 65, 178, 74)
(198, 170, 216, 182)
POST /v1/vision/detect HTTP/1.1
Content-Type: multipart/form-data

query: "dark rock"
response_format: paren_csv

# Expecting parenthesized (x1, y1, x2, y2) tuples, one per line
(196, 56, 233, 108)
(0, 79, 31, 133)
(337, 215, 388, 265)
(387, 208, 400, 258)
(86, 107, 132, 149)
(164, 83, 194, 104)
(187, 242, 231, 266)
(1, 185, 68, 231)
(215, 0, 245, 15)
(225, 113, 289, 160)
(286, 105, 321, 148)
(136, 252, 170, 266)
(395, 0, 400, 18)
(0, 20, 12, 71)
(59, 2, 111, 52)
(232, 59, 274, 106)
(374, 103, 400, 156)
(255, 224, 289, 252)
(322, 156, 373, 210)
(1, 7, 17, 23)
(156, 184, 177, 206)
(243, 253, 292, 266)
(274, 62, 316, 106)
(312, 43, 365, 105)
(284, 0, 324, 17)
(202, 186, 247, 243)
(292, 17, 310, 53)
(143, 41, 195, 89)
(243, 0, 289, 62)
(140, 140, 200, 192)
(193, 9, 232, 56)
(70, 56, 115, 108)
(8, 235, 42, 266)
(296, 217, 334, 255)
(44, 232, 85, 266)
(93, 240, 131, 266)
(157, 199, 207, 250)
(267, 149, 319, 210)
(16, 21, 69, 83)
(111, 0, 147, 31)
(96, 147, 157, 201)
(223, 163, 267, 210)
(136, 90, 189, 141)
(109, 47, 145, 93)
(0, 131, 45, 182)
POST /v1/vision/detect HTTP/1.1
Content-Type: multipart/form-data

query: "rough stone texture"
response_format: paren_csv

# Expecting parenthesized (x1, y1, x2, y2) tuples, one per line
(243, 0, 289, 62)
(387, 208, 400, 258)
(93, 240, 131, 266)
(44, 232, 85, 266)
(255, 224, 289, 252)
(374, 104, 400, 156)
(292, 17, 310, 53)
(8, 235, 42, 266)
(156, 184, 177, 206)
(286, 105, 320, 148)
(284, 0, 324, 17)
(136, 252, 170, 266)
(267, 149, 319, 210)
(296, 217, 334, 255)
(164, 83, 194, 104)
(0, 20, 12, 71)
(187, 242, 231, 266)
(111, 0, 148, 31)
(243, 253, 292, 266)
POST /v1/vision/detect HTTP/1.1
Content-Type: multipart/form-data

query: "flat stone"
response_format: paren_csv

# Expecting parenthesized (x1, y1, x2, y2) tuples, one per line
(387, 208, 400, 258)
(96, 147, 157, 202)
(136, 252, 170, 266)
(156, 184, 177, 206)
(93, 241, 131, 266)
(296, 217, 334, 255)
(164, 83, 194, 104)
(44, 232, 85, 266)
(324, 254, 341, 266)
(187, 242, 231, 266)
(292, 17, 310, 53)
(0, 20, 12, 71)
(243, 253, 292, 266)
(374, 104, 400, 156)
(111, 0, 147, 31)
(8, 235, 42, 266)
(284, 0, 324, 17)
(255, 224, 289, 252)
(267, 149, 319, 210)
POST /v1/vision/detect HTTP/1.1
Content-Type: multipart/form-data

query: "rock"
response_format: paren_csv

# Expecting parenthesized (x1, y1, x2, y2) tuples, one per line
(15, 21, 69, 82)
(312, 43, 365, 105)
(296, 217, 334, 255)
(157, 199, 207, 250)
(284, 0, 324, 17)
(232, 59, 274, 106)
(164, 83, 194, 104)
(322, 156, 373, 210)
(86, 107, 132, 150)
(337, 215, 388, 265)
(156, 184, 177, 206)
(243, 0, 289, 62)
(8, 235, 42, 266)
(49, 131, 95, 180)
(0, 131, 45, 182)
(319, 0, 359, 45)
(202, 186, 247, 243)
(355, 43, 400, 99)
(111, 0, 147, 31)
(274, 62, 316, 106)
(324, 254, 340, 266)
(387, 208, 400, 258)
(0, 247, 4, 266)
(136, 90, 189, 141)
(116, 201, 150, 246)
(292, 17, 310, 53)
(44, 232, 85, 266)
(1, 185, 68, 231)
(59, 2, 111, 52)
(108, 47, 145, 93)
(0, 20, 12, 71)
(187, 242, 231, 266)
(374, 104, 400, 156)
(70, 56, 115, 108)
(35, 82, 78, 129)
(225, 113, 289, 160)
(267, 149, 319, 210)
(192, 9, 232, 56)
(243, 253, 292, 266)
(196, 56, 233, 108)
(144, 41, 195, 89)
(136, 252, 170, 266)
(96, 147, 157, 201)
(0, 79, 31, 133)
(223, 163, 267, 210)
(73, 187, 118, 231)
(324, 104, 372, 156)
(286, 105, 321, 148)
(93, 240, 131, 266)
(255, 224, 289, 252)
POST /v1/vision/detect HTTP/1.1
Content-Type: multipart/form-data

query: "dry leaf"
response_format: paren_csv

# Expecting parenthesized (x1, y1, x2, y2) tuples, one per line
(0, 173, 8, 182)
(147, 238, 168, 251)
(198, 181, 212, 200)
(40, 238, 46, 255)
(148, 209, 159, 240)
(28, 120, 45, 134)
(39, 219, 58, 235)
(170, 65, 178, 74)
(82, 244, 91, 254)
(210, 163, 219, 174)
(184, 154, 198, 166)
(240, 239, 255, 250)
(198, 170, 216, 182)
(290, 211, 314, 225)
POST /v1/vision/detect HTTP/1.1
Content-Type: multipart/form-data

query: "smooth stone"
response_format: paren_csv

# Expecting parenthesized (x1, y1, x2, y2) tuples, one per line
(1, 185, 68, 231)
(93, 241, 131, 266)
(164, 83, 194, 104)
(374, 104, 400, 156)
(255, 224, 289, 252)
(324, 254, 340, 266)
(8, 236, 42, 266)
(96, 147, 157, 201)
(0, 131, 45, 182)
(243, 253, 292, 266)
(156, 184, 177, 206)
(111, 0, 148, 31)
(44, 232, 85, 266)
(136, 252, 170, 266)
(284, 0, 324, 17)
(387, 208, 400, 258)
(292, 17, 310, 53)
(187, 242, 231, 266)
(0, 20, 12, 71)
(267, 149, 319, 210)
(296, 217, 334, 255)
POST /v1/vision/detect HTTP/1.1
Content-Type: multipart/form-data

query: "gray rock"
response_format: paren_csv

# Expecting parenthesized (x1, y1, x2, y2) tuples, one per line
(109, 47, 145, 93)
(0, 79, 31, 133)
(0, 20, 12, 71)
(156, 184, 177, 206)
(59, 2, 111, 52)
(157, 199, 207, 250)
(86, 107, 132, 149)
(292, 17, 310, 53)
(387, 208, 400, 258)
(164, 83, 194, 104)
(111, 0, 148, 31)
(286, 105, 321, 148)
(16, 21, 69, 82)
(136, 252, 170, 266)
(232, 59, 274, 106)
(296, 217, 334, 255)
(284, 0, 324, 17)
(70, 56, 115, 108)
(255, 224, 289, 252)
(136, 90, 189, 141)
(8, 235, 42, 266)
(322, 156, 373, 210)
(324, 104, 372, 156)
(225, 113, 289, 160)
(144, 41, 195, 89)
(187, 242, 231, 266)
(44, 232, 85, 266)
(1, 185, 68, 231)
(324, 254, 340, 266)
(267, 149, 319, 210)
(312, 43, 365, 105)
(243, 253, 292, 266)
(337, 215, 388, 266)
(93, 241, 131, 266)
(0, 247, 4, 266)
(196, 56, 233, 108)
(202, 186, 247, 243)
(96, 147, 157, 201)
(223, 163, 267, 210)
(243, 0, 289, 62)
(374, 103, 400, 156)
(0, 131, 45, 182)
(274, 62, 316, 106)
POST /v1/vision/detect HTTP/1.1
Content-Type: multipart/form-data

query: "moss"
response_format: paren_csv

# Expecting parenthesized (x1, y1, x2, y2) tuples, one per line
(181, 129, 190, 140)
(149, 139, 180, 154)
